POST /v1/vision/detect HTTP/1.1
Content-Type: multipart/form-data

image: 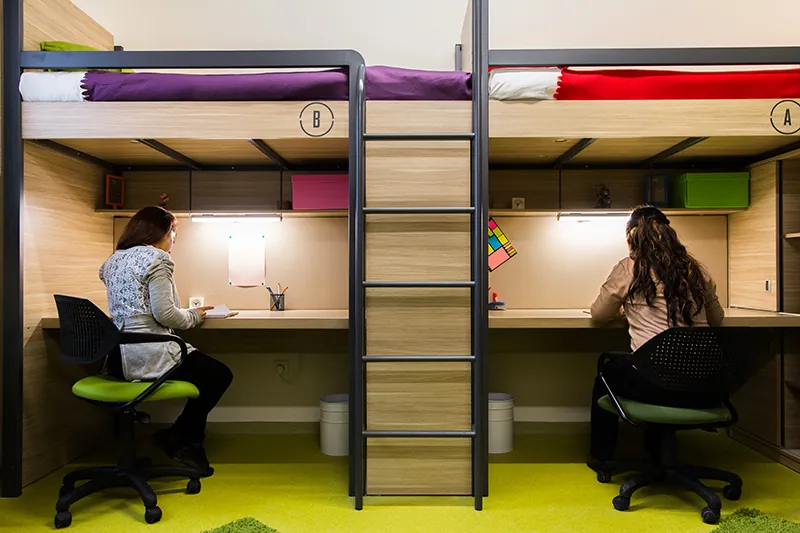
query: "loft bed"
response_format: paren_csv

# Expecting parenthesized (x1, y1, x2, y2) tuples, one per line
(464, 0, 800, 482)
(3, 0, 489, 513)
(484, 51, 800, 173)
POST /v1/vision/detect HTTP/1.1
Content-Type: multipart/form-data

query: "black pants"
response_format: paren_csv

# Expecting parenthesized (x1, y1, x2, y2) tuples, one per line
(108, 349, 233, 444)
(590, 354, 724, 462)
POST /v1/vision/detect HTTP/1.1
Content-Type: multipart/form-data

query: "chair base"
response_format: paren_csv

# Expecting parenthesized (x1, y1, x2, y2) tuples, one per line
(54, 461, 206, 528)
(590, 460, 742, 525)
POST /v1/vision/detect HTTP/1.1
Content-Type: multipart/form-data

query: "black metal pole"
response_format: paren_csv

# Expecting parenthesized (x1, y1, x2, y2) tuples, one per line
(472, 0, 489, 510)
(2, 0, 24, 498)
(348, 59, 367, 510)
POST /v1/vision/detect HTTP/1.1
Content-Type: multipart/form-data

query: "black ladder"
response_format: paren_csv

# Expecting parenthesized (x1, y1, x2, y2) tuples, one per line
(350, 126, 486, 510)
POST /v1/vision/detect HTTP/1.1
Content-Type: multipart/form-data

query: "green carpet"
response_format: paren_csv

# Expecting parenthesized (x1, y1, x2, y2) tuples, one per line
(202, 517, 280, 533)
(713, 509, 800, 533)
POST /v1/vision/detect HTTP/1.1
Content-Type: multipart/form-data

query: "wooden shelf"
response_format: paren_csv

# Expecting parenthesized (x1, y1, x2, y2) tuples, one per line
(786, 232, 800, 239)
(95, 209, 348, 218)
(489, 208, 744, 217)
(97, 207, 744, 219)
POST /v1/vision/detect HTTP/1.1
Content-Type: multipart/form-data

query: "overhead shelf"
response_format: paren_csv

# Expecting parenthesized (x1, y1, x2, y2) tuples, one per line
(490, 208, 744, 217)
(95, 209, 348, 218)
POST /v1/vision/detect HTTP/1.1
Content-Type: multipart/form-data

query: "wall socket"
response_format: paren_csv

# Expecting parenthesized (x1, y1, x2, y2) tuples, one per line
(189, 297, 204, 308)
(512, 197, 526, 210)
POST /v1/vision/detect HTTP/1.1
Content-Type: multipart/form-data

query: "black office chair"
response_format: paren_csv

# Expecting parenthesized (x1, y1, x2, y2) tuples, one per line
(592, 327, 769, 524)
(53, 295, 209, 528)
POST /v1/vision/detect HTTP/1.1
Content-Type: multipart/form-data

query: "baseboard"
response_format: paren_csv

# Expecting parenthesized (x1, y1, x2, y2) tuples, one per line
(150, 405, 590, 425)
(730, 427, 800, 474)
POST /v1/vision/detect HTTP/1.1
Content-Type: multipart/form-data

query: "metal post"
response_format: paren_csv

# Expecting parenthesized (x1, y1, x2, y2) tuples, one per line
(472, 0, 489, 510)
(348, 61, 367, 510)
(2, 0, 24, 498)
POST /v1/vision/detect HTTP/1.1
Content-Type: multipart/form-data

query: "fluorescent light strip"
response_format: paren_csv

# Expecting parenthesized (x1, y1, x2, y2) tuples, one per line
(191, 214, 282, 224)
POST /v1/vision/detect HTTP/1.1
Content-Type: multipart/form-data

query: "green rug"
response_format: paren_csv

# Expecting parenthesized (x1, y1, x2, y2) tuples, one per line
(713, 509, 800, 533)
(202, 517, 280, 533)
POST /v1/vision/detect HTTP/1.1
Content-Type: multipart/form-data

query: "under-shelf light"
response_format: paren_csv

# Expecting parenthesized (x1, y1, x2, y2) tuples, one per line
(190, 213, 282, 224)
(556, 211, 632, 223)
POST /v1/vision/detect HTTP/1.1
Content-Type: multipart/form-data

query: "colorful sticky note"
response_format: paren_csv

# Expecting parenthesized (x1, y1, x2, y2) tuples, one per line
(487, 217, 517, 271)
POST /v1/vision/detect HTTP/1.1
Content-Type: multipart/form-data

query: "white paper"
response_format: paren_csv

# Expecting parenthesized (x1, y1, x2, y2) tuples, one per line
(205, 304, 237, 319)
(228, 233, 266, 286)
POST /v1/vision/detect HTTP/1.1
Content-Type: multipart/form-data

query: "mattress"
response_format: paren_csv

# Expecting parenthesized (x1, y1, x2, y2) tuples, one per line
(488, 67, 800, 100)
(19, 65, 473, 102)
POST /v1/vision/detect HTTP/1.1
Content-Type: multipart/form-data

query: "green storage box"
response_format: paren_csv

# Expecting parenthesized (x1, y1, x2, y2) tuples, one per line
(672, 172, 750, 209)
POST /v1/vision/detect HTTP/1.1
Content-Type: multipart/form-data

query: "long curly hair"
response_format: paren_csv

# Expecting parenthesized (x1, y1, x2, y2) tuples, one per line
(626, 206, 709, 326)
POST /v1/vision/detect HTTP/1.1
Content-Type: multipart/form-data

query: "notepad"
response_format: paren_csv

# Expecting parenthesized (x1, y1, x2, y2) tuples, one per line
(205, 304, 238, 319)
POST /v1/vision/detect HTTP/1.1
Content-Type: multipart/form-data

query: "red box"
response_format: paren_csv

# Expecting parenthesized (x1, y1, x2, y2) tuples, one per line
(291, 174, 349, 210)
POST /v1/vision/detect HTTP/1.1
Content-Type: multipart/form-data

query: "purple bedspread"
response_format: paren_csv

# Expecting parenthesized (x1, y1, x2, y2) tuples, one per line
(82, 66, 472, 102)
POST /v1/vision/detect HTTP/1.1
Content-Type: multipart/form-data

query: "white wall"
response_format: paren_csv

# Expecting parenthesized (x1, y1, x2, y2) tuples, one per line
(72, 0, 470, 70)
(490, 0, 800, 50)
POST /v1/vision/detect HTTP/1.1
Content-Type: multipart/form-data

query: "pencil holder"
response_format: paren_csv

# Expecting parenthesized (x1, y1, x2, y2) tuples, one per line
(270, 293, 285, 311)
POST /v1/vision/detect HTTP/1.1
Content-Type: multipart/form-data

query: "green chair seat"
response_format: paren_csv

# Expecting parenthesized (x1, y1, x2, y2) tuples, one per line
(598, 394, 732, 425)
(72, 375, 200, 403)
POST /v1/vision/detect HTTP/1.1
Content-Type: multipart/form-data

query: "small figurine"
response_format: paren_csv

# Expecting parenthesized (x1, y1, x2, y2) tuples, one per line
(488, 287, 506, 311)
(595, 184, 612, 209)
(158, 193, 170, 207)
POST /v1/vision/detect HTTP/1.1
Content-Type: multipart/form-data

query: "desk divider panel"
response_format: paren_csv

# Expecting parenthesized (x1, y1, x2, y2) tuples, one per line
(364, 140, 473, 495)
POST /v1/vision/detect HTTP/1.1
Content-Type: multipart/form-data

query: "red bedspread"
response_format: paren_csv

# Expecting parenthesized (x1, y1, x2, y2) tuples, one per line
(556, 68, 800, 100)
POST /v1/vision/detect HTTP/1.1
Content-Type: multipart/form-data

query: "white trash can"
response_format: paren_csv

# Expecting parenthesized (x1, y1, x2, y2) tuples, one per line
(320, 394, 348, 456)
(489, 393, 514, 454)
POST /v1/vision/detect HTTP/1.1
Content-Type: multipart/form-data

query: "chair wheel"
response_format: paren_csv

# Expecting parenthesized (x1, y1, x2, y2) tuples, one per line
(144, 506, 162, 524)
(54, 511, 72, 529)
(186, 479, 201, 494)
(723, 484, 741, 501)
(612, 495, 630, 511)
(701, 507, 720, 525)
(596, 470, 612, 483)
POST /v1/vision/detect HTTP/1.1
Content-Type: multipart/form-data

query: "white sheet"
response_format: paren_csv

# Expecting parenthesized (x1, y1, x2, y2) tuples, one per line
(488, 68, 561, 100)
(19, 72, 87, 102)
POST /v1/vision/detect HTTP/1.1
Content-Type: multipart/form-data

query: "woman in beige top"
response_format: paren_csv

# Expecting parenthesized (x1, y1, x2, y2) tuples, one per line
(588, 206, 725, 462)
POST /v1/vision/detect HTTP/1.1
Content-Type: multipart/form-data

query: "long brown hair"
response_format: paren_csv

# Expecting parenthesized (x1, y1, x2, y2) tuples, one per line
(116, 206, 176, 251)
(626, 205, 709, 326)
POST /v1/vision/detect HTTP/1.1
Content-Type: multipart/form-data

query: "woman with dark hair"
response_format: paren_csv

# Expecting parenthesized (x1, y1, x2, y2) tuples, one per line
(100, 206, 233, 475)
(588, 205, 724, 462)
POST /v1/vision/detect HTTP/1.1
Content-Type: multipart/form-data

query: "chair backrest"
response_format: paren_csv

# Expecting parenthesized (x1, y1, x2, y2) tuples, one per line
(632, 327, 771, 396)
(54, 294, 120, 365)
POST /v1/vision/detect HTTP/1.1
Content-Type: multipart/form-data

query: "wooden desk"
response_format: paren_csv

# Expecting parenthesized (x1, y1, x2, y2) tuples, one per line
(489, 308, 800, 329)
(40, 307, 800, 331)
(40, 309, 349, 330)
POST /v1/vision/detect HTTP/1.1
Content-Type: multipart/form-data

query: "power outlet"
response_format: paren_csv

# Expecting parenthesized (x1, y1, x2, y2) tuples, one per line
(274, 359, 293, 383)
(189, 297, 204, 309)
(512, 197, 526, 210)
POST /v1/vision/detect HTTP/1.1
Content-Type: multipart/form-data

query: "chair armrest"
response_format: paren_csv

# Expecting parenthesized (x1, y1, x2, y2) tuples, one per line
(117, 332, 188, 410)
(597, 352, 636, 426)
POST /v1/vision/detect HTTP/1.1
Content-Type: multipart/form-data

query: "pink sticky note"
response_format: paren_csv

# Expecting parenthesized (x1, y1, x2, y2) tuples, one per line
(488, 247, 510, 271)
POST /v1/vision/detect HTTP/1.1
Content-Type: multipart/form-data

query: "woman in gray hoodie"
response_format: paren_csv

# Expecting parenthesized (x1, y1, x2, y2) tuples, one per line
(100, 206, 233, 475)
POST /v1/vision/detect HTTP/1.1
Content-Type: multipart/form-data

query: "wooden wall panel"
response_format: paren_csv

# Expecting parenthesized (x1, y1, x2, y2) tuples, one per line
(487, 215, 728, 309)
(117, 171, 192, 211)
(366, 214, 470, 282)
(191, 171, 281, 211)
(784, 329, 800, 448)
(23, 0, 114, 51)
(366, 288, 471, 356)
(23, 141, 113, 485)
(489, 170, 559, 209)
(365, 142, 470, 207)
(729, 162, 778, 311)
(731, 329, 781, 446)
(364, 134, 472, 495)
(366, 362, 471, 430)
(366, 438, 472, 495)
(782, 160, 800, 314)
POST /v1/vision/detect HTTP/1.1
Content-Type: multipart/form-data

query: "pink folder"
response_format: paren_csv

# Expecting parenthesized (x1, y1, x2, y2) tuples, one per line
(291, 174, 348, 210)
